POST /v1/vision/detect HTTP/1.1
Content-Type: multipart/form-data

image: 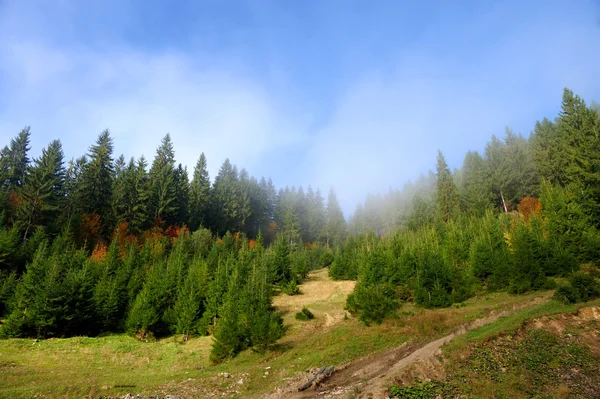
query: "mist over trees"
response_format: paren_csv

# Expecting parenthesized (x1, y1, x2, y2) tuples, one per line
(0, 87, 599, 360)
(340, 88, 600, 323)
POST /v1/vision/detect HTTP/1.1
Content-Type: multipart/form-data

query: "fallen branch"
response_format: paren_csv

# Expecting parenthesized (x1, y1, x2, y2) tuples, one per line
(298, 365, 335, 391)
(298, 367, 325, 391)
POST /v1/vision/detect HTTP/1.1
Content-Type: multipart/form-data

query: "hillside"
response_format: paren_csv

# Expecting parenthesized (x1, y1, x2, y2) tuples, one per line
(4, 269, 596, 399)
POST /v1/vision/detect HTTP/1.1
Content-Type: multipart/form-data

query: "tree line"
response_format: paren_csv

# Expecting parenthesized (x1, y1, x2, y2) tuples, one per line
(0, 126, 344, 360)
(335, 88, 600, 323)
(0, 130, 347, 248)
(1, 87, 599, 359)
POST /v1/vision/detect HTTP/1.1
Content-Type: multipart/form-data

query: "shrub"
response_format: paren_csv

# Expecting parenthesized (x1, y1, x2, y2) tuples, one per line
(320, 251, 334, 267)
(295, 307, 314, 321)
(346, 282, 399, 325)
(554, 271, 600, 304)
(282, 279, 301, 295)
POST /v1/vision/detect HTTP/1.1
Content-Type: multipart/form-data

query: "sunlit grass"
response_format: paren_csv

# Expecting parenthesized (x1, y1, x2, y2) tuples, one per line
(0, 269, 557, 398)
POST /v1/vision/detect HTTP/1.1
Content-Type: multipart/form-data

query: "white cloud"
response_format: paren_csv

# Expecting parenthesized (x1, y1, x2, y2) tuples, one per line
(0, 41, 305, 179)
(1, 0, 599, 215)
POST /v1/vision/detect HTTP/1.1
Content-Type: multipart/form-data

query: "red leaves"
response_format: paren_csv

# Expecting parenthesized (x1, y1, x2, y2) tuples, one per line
(518, 196, 542, 219)
(90, 242, 108, 262)
(81, 212, 102, 244)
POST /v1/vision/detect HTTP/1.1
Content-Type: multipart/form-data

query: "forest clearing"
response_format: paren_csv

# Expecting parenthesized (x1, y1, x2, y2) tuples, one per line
(4, 268, 597, 399)
(1, 3, 600, 397)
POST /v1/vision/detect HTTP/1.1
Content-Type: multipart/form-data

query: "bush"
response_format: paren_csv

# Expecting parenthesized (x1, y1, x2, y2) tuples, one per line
(346, 282, 399, 325)
(295, 307, 314, 320)
(282, 279, 300, 295)
(554, 271, 600, 304)
(320, 251, 334, 267)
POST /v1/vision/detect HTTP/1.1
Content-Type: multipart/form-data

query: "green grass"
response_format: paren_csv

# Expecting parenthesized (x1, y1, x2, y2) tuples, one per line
(387, 298, 600, 399)
(0, 271, 561, 399)
(439, 304, 600, 399)
(447, 298, 600, 350)
(0, 334, 213, 398)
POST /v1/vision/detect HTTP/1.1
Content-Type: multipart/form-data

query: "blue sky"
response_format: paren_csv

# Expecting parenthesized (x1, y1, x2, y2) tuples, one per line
(0, 0, 599, 213)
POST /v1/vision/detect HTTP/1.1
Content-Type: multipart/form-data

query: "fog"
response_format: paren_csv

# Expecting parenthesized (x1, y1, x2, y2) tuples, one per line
(1, 0, 599, 214)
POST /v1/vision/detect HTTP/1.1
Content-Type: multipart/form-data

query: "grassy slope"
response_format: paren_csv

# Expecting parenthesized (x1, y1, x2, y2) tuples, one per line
(0, 269, 558, 399)
(440, 300, 600, 399)
(389, 299, 600, 398)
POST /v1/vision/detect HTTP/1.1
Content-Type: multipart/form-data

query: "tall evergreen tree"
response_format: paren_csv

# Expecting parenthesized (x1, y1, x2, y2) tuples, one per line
(0, 126, 31, 192)
(532, 118, 564, 185)
(484, 135, 510, 212)
(210, 159, 241, 235)
(16, 140, 65, 239)
(132, 156, 151, 233)
(435, 150, 460, 222)
(556, 88, 600, 200)
(149, 134, 178, 226)
(188, 153, 211, 230)
(174, 163, 190, 226)
(460, 151, 491, 216)
(502, 128, 539, 207)
(323, 188, 346, 247)
(79, 130, 115, 234)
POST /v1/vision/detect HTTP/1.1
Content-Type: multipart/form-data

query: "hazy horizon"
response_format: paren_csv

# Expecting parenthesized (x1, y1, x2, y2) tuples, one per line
(1, 0, 599, 213)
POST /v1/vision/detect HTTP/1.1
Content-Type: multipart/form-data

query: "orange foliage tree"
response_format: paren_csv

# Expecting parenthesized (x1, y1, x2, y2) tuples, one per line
(90, 242, 108, 262)
(81, 212, 102, 245)
(113, 221, 138, 255)
(518, 196, 542, 219)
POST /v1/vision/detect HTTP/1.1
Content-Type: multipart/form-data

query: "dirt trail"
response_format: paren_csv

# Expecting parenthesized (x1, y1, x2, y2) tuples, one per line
(271, 295, 550, 399)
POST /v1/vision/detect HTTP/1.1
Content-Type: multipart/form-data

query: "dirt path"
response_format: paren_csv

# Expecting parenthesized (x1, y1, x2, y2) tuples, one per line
(272, 294, 550, 399)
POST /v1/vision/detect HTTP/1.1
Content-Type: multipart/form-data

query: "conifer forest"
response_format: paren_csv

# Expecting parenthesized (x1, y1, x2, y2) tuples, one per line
(1, 88, 600, 363)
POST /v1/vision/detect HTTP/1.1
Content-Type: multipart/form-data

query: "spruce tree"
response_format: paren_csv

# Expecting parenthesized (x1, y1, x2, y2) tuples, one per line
(323, 188, 346, 248)
(174, 163, 189, 226)
(210, 269, 244, 363)
(174, 257, 208, 338)
(436, 150, 460, 222)
(460, 151, 491, 216)
(132, 156, 151, 233)
(532, 118, 564, 185)
(306, 186, 325, 242)
(17, 140, 65, 239)
(149, 134, 178, 226)
(188, 153, 211, 230)
(79, 130, 115, 235)
(210, 159, 241, 235)
(0, 126, 31, 192)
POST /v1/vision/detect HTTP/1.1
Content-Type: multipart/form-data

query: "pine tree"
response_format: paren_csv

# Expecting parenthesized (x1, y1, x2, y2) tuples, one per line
(0, 126, 31, 192)
(79, 130, 115, 235)
(484, 136, 510, 212)
(189, 153, 211, 230)
(532, 118, 564, 185)
(174, 163, 189, 226)
(149, 134, 178, 226)
(436, 151, 460, 222)
(210, 269, 244, 363)
(556, 88, 600, 200)
(323, 188, 346, 247)
(210, 159, 241, 235)
(132, 157, 151, 233)
(174, 257, 208, 338)
(248, 260, 283, 351)
(305, 186, 325, 242)
(502, 128, 539, 207)
(17, 140, 65, 239)
(60, 156, 87, 234)
(460, 151, 491, 216)
(112, 155, 132, 226)
(237, 168, 252, 233)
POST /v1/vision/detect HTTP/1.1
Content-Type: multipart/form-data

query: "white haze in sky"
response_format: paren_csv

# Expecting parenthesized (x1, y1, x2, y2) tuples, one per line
(0, 0, 599, 213)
